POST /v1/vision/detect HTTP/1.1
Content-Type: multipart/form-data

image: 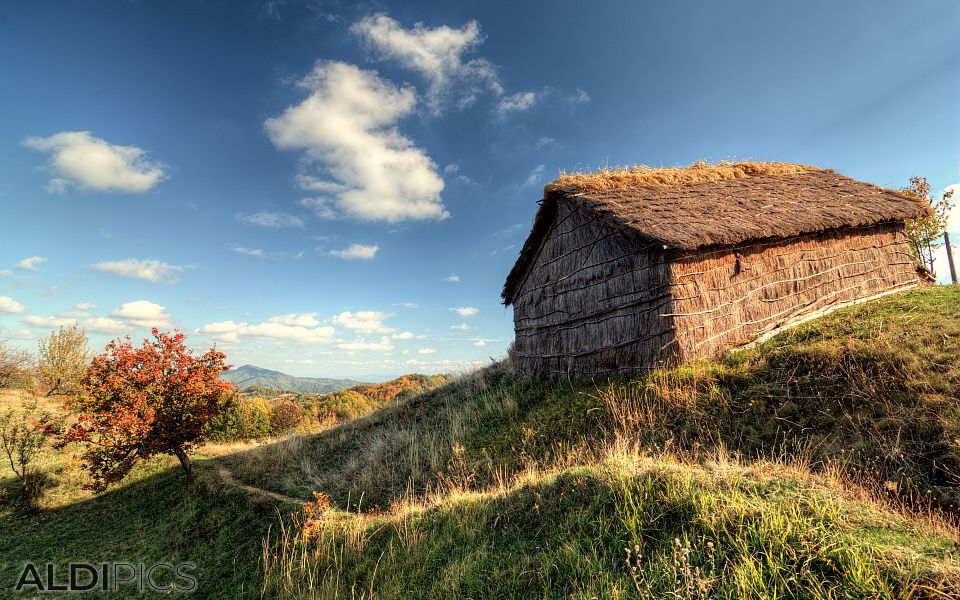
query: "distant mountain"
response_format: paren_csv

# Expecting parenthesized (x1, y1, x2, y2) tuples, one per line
(220, 364, 364, 393)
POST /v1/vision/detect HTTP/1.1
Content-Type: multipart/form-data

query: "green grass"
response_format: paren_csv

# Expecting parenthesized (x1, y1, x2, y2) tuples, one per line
(2, 286, 960, 598)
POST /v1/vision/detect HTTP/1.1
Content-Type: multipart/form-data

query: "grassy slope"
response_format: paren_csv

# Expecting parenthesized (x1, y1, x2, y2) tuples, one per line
(3, 286, 959, 598)
(239, 286, 960, 597)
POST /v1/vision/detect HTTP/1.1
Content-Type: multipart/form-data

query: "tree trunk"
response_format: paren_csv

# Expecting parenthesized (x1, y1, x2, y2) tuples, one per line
(173, 447, 196, 483)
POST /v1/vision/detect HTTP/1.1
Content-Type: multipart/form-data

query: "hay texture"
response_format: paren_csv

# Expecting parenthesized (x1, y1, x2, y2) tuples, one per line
(504, 162, 928, 378)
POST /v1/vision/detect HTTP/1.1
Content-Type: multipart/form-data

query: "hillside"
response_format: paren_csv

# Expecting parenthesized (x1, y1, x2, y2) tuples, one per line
(3, 286, 959, 598)
(233, 286, 960, 597)
(220, 364, 363, 393)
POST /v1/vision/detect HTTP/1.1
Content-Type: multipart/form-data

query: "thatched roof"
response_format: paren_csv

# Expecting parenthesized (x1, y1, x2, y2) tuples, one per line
(503, 162, 928, 304)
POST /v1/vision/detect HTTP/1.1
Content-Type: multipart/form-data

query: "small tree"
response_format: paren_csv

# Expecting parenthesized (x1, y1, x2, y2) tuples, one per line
(901, 176, 953, 272)
(57, 329, 232, 491)
(37, 324, 89, 396)
(0, 395, 55, 508)
(0, 341, 33, 389)
(270, 400, 303, 435)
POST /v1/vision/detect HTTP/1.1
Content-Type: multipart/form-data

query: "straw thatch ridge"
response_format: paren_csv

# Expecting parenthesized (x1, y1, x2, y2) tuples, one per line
(503, 163, 927, 305)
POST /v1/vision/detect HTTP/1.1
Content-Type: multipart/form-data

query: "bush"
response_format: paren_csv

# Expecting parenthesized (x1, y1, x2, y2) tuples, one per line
(207, 396, 273, 441)
(271, 400, 303, 435)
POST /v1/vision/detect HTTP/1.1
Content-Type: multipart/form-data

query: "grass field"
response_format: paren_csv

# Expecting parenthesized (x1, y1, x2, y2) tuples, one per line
(2, 286, 959, 597)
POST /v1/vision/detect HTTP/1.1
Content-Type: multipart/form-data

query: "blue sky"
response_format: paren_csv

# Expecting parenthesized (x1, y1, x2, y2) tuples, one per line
(1, 0, 958, 379)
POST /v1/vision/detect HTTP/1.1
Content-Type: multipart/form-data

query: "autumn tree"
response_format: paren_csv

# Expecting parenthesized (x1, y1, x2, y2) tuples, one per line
(57, 329, 232, 491)
(901, 176, 953, 272)
(37, 324, 89, 396)
(0, 340, 33, 389)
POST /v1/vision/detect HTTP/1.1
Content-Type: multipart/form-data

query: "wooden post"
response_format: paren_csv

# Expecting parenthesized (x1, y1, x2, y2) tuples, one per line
(945, 231, 958, 284)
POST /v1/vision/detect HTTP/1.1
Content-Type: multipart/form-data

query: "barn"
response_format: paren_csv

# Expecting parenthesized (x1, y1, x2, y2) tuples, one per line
(502, 162, 929, 378)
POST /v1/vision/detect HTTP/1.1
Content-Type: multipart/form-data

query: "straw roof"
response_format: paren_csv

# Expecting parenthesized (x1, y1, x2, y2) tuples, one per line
(503, 162, 928, 304)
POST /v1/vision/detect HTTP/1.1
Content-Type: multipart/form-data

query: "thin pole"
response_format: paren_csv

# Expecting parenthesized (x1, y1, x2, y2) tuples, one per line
(945, 231, 958, 284)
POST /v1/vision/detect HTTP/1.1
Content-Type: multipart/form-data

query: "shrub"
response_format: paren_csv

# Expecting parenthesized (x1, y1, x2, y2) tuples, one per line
(207, 396, 273, 441)
(271, 400, 303, 435)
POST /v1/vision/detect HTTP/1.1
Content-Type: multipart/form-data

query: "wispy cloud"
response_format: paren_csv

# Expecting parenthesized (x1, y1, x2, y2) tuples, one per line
(23, 131, 166, 193)
(16, 256, 47, 271)
(199, 318, 335, 344)
(443, 274, 461, 282)
(351, 14, 502, 115)
(523, 164, 546, 187)
(91, 259, 188, 283)
(236, 211, 304, 228)
(265, 61, 447, 223)
(496, 91, 537, 115)
(330, 243, 379, 260)
(231, 245, 265, 258)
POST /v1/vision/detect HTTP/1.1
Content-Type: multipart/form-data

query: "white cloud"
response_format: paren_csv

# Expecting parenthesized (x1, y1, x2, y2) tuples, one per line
(5, 329, 34, 341)
(23, 315, 78, 328)
(931, 240, 959, 283)
(417, 347, 437, 355)
(392, 331, 417, 340)
(231, 245, 264, 258)
(16, 256, 47, 271)
(337, 336, 395, 351)
(332, 311, 394, 333)
(474, 339, 487, 347)
(23, 131, 166, 193)
(451, 322, 471, 331)
(450, 306, 479, 318)
(265, 61, 447, 223)
(330, 243, 379, 260)
(199, 319, 336, 344)
(536, 136, 556, 149)
(111, 300, 172, 328)
(0, 296, 25, 314)
(268, 313, 321, 327)
(236, 211, 304, 228)
(351, 14, 502, 114)
(84, 317, 129, 334)
(496, 91, 537, 115)
(443, 274, 461, 282)
(74, 303, 97, 310)
(524, 164, 546, 187)
(91, 259, 188, 283)
(393, 302, 420, 309)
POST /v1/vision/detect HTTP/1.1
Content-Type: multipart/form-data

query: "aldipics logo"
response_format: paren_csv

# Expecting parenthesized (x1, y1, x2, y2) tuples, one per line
(14, 562, 197, 593)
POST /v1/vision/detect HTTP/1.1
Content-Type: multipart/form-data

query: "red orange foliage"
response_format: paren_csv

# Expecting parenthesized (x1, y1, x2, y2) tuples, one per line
(56, 329, 232, 491)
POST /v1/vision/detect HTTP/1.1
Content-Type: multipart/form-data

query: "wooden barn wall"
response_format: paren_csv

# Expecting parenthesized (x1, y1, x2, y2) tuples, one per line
(511, 199, 677, 378)
(665, 223, 918, 360)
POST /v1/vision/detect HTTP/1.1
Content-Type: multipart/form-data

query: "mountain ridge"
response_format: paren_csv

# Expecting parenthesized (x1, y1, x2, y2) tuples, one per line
(219, 364, 365, 393)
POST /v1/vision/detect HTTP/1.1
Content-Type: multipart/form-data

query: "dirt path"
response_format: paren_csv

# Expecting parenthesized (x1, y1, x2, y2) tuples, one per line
(216, 466, 307, 506)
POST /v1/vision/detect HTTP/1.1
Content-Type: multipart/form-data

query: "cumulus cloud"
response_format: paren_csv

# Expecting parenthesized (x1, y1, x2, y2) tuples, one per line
(392, 331, 417, 340)
(84, 316, 129, 334)
(330, 243, 379, 260)
(91, 259, 188, 283)
(337, 336, 395, 351)
(265, 61, 447, 223)
(111, 300, 172, 328)
(16, 256, 47, 271)
(23, 131, 166, 193)
(450, 306, 479, 318)
(473, 339, 487, 347)
(332, 311, 394, 333)
(23, 315, 78, 328)
(351, 14, 501, 114)
(0, 296, 25, 314)
(417, 347, 437, 354)
(236, 211, 304, 228)
(496, 91, 537, 115)
(268, 313, 321, 327)
(198, 319, 336, 344)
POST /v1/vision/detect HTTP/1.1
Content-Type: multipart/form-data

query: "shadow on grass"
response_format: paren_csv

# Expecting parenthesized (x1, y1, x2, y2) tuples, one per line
(0, 458, 300, 598)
